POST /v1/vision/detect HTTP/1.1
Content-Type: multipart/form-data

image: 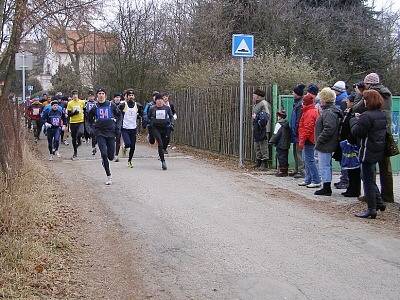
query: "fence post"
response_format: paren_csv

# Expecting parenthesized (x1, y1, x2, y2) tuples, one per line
(271, 84, 278, 168)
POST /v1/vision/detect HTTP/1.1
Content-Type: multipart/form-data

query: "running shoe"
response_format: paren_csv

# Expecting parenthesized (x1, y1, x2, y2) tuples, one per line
(92, 148, 97, 156)
(307, 183, 321, 188)
(55, 151, 61, 158)
(105, 176, 112, 185)
(114, 156, 119, 162)
(128, 161, 133, 168)
(49, 155, 54, 161)
(63, 140, 69, 146)
(71, 154, 78, 160)
(298, 181, 310, 186)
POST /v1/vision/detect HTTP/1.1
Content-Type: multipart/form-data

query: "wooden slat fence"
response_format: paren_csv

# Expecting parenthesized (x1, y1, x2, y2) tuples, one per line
(171, 86, 272, 161)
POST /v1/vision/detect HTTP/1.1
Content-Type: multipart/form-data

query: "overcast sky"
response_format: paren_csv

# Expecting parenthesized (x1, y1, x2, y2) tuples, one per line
(369, 0, 400, 11)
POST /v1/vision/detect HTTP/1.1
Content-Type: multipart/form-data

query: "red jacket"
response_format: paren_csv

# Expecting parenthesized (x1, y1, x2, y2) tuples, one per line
(298, 104, 319, 147)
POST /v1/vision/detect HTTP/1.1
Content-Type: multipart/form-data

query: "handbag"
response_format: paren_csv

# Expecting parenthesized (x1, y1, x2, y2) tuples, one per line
(385, 131, 400, 157)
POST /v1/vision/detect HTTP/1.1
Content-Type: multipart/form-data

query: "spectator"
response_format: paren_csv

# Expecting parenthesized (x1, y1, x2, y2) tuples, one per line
(269, 110, 291, 177)
(298, 93, 321, 188)
(252, 89, 270, 171)
(350, 90, 387, 219)
(339, 93, 361, 197)
(314, 87, 342, 196)
(363, 73, 394, 203)
(289, 84, 306, 178)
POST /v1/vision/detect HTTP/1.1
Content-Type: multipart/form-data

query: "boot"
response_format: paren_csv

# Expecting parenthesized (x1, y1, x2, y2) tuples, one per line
(259, 160, 268, 171)
(275, 167, 288, 177)
(314, 182, 332, 196)
(254, 159, 262, 168)
(355, 208, 377, 219)
(376, 203, 386, 212)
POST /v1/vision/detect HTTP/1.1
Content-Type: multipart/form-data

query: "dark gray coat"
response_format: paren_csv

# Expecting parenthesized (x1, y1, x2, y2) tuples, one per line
(315, 103, 342, 153)
(269, 119, 291, 150)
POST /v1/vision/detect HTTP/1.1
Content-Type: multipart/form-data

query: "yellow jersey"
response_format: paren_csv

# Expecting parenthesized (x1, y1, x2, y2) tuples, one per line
(67, 99, 85, 123)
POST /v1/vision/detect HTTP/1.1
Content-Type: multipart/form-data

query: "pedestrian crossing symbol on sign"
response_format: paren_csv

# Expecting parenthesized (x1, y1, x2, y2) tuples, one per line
(232, 34, 254, 57)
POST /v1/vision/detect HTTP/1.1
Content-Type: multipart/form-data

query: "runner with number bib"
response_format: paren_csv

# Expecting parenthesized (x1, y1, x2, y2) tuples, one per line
(88, 88, 121, 185)
(42, 100, 66, 160)
(85, 91, 97, 155)
(147, 93, 174, 170)
(119, 88, 143, 168)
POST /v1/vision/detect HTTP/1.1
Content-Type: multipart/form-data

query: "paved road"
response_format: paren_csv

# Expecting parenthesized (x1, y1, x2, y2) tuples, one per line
(43, 140, 400, 300)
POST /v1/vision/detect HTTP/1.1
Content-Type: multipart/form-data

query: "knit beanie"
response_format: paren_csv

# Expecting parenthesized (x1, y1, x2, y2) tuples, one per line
(253, 89, 266, 98)
(318, 87, 336, 104)
(307, 84, 319, 96)
(293, 84, 306, 97)
(364, 73, 380, 85)
(331, 81, 346, 93)
(276, 110, 287, 119)
(303, 93, 315, 106)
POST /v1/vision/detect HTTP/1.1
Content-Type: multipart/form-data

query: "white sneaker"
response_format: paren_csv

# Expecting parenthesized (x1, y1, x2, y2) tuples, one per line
(49, 154, 54, 161)
(63, 140, 69, 146)
(307, 183, 321, 188)
(114, 156, 119, 162)
(105, 176, 112, 185)
(55, 151, 61, 158)
(298, 181, 309, 186)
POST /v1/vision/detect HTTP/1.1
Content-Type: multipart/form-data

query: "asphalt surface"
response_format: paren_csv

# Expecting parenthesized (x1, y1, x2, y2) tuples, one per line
(42, 139, 400, 300)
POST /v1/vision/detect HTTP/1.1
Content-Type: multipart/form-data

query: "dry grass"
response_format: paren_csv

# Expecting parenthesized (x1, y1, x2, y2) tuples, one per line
(0, 144, 82, 299)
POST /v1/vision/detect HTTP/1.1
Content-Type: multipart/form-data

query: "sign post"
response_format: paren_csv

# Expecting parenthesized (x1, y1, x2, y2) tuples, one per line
(15, 52, 33, 103)
(232, 34, 254, 167)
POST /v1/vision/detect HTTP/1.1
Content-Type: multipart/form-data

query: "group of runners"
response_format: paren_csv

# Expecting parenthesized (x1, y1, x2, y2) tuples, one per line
(26, 89, 177, 185)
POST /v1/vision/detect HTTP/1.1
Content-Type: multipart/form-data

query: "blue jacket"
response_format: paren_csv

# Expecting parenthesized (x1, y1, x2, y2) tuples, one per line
(340, 140, 360, 169)
(41, 105, 63, 124)
(335, 91, 348, 111)
(290, 98, 302, 143)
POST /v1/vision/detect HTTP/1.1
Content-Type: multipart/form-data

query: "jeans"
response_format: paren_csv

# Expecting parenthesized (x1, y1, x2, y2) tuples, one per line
(361, 162, 384, 209)
(47, 127, 61, 154)
(97, 135, 115, 176)
(378, 157, 394, 202)
(303, 144, 321, 184)
(317, 151, 332, 183)
(122, 128, 137, 161)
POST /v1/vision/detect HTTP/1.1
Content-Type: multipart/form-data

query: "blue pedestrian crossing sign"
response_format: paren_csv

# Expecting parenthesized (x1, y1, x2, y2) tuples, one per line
(232, 34, 254, 57)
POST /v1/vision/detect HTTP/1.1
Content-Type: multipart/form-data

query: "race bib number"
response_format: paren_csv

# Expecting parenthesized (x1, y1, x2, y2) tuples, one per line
(156, 110, 166, 120)
(98, 108, 110, 119)
(51, 117, 60, 126)
(87, 103, 95, 111)
(32, 108, 40, 116)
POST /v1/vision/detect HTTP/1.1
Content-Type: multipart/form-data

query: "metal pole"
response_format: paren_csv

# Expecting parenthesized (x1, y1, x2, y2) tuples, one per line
(22, 52, 26, 104)
(239, 57, 244, 167)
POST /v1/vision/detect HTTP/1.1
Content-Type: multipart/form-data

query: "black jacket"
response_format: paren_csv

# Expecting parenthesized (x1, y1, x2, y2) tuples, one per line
(315, 103, 342, 153)
(253, 110, 269, 142)
(148, 105, 174, 128)
(88, 100, 122, 137)
(269, 119, 291, 150)
(350, 110, 387, 163)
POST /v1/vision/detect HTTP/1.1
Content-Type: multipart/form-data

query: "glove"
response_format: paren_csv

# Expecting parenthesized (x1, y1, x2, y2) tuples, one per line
(62, 125, 66, 132)
(45, 122, 52, 129)
(173, 114, 178, 120)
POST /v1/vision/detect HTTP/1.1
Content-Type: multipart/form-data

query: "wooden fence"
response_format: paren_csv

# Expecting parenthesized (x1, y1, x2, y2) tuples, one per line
(171, 86, 272, 162)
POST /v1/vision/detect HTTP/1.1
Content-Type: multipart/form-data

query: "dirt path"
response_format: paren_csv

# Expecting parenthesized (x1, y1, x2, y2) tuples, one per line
(39, 139, 400, 299)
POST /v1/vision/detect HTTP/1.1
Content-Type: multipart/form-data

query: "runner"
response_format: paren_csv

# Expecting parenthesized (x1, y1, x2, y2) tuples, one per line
(112, 93, 123, 162)
(85, 91, 97, 155)
(66, 90, 85, 160)
(27, 98, 43, 142)
(59, 96, 70, 145)
(147, 93, 174, 170)
(88, 88, 122, 185)
(162, 92, 177, 154)
(42, 100, 66, 160)
(119, 88, 143, 168)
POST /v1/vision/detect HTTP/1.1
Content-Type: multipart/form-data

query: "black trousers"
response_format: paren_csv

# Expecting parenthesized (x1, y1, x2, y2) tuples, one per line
(345, 168, 361, 196)
(122, 128, 137, 161)
(70, 123, 84, 154)
(164, 127, 172, 150)
(151, 126, 167, 162)
(115, 131, 122, 156)
(277, 148, 289, 168)
(97, 135, 115, 176)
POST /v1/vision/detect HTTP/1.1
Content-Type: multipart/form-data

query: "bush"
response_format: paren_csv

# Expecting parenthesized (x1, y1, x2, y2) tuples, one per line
(168, 51, 331, 93)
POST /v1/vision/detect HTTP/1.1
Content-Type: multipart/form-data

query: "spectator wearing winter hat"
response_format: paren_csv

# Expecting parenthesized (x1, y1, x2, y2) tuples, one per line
(252, 89, 270, 170)
(331, 81, 349, 111)
(297, 93, 321, 188)
(362, 72, 394, 203)
(269, 110, 291, 176)
(289, 84, 306, 178)
(314, 87, 343, 196)
(307, 84, 319, 97)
